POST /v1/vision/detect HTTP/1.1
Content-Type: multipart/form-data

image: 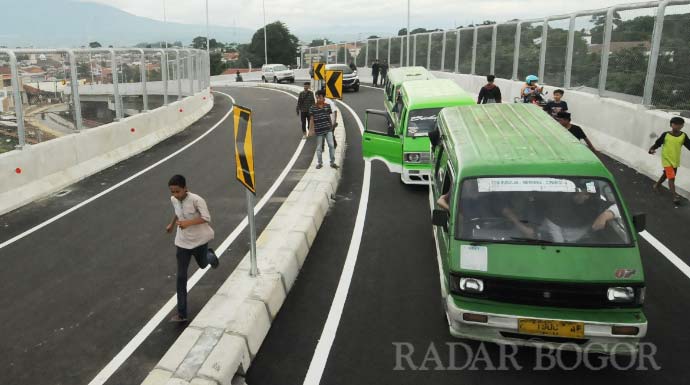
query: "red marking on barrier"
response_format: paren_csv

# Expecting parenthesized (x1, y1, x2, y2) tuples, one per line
(130, 128, 136, 133)
(15, 168, 22, 174)
(203, 97, 206, 100)
(179, 108, 184, 112)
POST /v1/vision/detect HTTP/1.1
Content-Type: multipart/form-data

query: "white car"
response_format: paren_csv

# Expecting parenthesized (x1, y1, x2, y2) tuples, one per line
(261, 64, 295, 83)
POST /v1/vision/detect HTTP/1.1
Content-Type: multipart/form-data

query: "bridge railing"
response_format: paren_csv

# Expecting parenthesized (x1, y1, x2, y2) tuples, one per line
(305, 0, 690, 112)
(0, 48, 209, 153)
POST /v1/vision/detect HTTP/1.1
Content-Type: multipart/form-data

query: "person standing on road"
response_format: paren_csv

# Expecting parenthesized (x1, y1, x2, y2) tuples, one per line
(166, 174, 219, 323)
(321, 87, 339, 149)
(556, 112, 597, 153)
(649, 116, 690, 206)
(309, 90, 339, 169)
(477, 75, 502, 104)
(296, 82, 316, 139)
(371, 59, 380, 86)
(380, 60, 389, 85)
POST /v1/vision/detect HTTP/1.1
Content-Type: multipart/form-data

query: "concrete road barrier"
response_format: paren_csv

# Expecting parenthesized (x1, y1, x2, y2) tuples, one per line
(0, 89, 214, 215)
(140, 83, 345, 385)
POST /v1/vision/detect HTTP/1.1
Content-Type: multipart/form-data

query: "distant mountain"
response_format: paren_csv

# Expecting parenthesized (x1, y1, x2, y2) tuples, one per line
(1, 0, 254, 48)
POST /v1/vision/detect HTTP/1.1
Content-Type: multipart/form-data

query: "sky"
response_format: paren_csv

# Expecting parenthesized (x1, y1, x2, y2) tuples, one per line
(80, 0, 644, 39)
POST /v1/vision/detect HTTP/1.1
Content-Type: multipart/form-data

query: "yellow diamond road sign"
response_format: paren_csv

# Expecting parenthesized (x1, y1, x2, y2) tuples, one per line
(233, 105, 256, 194)
(312, 62, 325, 80)
(325, 70, 343, 100)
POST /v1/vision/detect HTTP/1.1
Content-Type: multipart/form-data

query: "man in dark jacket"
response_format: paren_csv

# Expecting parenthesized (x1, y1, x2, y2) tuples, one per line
(371, 59, 380, 86)
(296, 82, 315, 138)
(380, 60, 389, 84)
(477, 75, 502, 104)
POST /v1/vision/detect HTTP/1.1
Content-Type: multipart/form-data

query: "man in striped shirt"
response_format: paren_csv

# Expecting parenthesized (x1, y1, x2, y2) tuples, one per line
(309, 90, 339, 169)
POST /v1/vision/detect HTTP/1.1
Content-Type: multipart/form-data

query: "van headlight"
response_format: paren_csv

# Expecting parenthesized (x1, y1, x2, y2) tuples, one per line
(404, 152, 431, 163)
(459, 278, 484, 293)
(607, 287, 635, 303)
(405, 153, 421, 163)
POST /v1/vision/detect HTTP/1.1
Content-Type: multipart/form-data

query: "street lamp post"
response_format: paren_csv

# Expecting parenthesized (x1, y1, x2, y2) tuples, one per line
(263, 0, 268, 64)
(406, 0, 410, 66)
(163, 0, 168, 49)
(206, 0, 210, 55)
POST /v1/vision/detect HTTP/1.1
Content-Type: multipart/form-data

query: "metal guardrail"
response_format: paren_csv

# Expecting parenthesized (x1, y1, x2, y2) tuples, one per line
(0, 48, 208, 152)
(303, 0, 690, 111)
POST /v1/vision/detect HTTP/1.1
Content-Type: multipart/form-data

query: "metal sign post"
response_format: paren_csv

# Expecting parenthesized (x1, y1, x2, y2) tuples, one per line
(233, 105, 258, 277)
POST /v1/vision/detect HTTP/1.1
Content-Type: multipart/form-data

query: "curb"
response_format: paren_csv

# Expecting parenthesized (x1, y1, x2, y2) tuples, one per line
(141, 83, 345, 385)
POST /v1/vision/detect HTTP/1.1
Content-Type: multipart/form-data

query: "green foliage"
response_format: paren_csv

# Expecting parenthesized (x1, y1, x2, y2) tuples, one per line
(309, 39, 332, 47)
(89, 41, 101, 48)
(248, 21, 299, 66)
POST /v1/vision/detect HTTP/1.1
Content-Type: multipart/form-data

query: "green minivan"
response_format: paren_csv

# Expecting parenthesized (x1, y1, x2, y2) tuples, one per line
(363, 79, 474, 184)
(430, 103, 648, 354)
(382, 66, 435, 125)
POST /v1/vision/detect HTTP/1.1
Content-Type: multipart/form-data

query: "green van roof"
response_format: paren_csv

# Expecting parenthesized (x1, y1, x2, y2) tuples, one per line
(386, 66, 435, 85)
(401, 79, 475, 109)
(438, 103, 611, 179)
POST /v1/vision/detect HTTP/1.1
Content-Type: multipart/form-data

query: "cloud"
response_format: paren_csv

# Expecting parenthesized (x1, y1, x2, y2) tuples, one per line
(80, 0, 656, 41)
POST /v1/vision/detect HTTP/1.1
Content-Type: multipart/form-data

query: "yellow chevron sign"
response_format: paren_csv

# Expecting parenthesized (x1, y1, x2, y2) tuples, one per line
(325, 70, 343, 100)
(233, 105, 256, 194)
(313, 62, 325, 80)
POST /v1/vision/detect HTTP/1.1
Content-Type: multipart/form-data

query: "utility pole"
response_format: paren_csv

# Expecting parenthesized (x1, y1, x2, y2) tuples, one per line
(406, 0, 411, 66)
(263, 0, 268, 64)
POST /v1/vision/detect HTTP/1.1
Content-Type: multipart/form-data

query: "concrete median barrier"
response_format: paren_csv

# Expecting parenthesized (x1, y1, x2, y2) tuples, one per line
(140, 82, 345, 385)
(0, 89, 214, 216)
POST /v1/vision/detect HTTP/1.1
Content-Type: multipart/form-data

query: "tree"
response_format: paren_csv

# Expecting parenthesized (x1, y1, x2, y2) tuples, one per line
(89, 41, 101, 48)
(192, 36, 221, 50)
(248, 21, 299, 66)
(367, 35, 380, 39)
(309, 39, 332, 47)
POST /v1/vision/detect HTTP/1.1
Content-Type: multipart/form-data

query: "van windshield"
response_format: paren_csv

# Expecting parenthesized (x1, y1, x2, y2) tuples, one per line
(272, 65, 288, 71)
(455, 177, 632, 246)
(407, 108, 441, 137)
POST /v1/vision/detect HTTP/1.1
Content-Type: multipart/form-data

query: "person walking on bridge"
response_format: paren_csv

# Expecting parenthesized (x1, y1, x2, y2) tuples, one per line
(309, 89, 339, 169)
(371, 59, 380, 86)
(166, 174, 219, 322)
(296, 82, 316, 139)
(649, 117, 690, 206)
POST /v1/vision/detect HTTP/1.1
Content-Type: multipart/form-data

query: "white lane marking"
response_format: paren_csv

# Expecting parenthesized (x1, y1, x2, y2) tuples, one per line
(302, 100, 368, 385)
(0, 92, 234, 252)
(360, 84, 384, 91)
(639, 230, 690, 279)
(88, 89, 304, 385)
(427, 187, 448, 300)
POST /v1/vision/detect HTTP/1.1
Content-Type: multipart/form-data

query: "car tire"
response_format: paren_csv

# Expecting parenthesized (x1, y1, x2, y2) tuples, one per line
(289, 78, 295, 84)
(353, 85, 360, 92)
(262, 76, 267, 83)
(273, 77, 278, 83)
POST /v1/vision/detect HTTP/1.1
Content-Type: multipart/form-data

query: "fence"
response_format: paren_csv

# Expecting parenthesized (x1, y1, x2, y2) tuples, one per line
(0, 48, 209, 154)
(301, 0, 690, 112)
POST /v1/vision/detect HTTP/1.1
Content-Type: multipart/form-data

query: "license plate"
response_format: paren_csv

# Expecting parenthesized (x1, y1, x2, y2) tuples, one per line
(518, 319, 585, 339)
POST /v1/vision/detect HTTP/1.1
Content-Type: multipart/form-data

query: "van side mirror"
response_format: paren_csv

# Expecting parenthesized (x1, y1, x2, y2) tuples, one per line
(432, 209, 449, 228)
(632, 213, 646, 233)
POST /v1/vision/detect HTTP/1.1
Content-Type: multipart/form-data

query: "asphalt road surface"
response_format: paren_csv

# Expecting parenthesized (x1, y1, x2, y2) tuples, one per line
(3, 83, 689, 385)
(245, 85, 690, 385)
(0, 86, 316, 385)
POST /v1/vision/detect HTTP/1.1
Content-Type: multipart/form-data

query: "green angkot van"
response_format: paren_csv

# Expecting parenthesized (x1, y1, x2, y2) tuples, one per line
(363, 79, 474, 184)
(430, 103, 648, 354)
(382, 66, 435, 125)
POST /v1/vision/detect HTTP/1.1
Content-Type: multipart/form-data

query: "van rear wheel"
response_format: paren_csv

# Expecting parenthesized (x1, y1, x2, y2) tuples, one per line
(262, 76, 267, 83)
(273, 77, 278, 83)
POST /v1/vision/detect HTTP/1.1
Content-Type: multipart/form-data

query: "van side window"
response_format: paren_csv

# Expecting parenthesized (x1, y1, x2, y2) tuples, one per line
(434, 144, 445, 182)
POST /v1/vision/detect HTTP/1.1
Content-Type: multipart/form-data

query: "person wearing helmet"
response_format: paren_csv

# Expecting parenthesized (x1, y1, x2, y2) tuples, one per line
(520, 75, 544, 103)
